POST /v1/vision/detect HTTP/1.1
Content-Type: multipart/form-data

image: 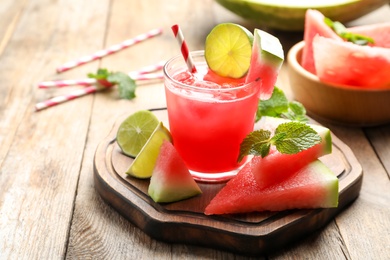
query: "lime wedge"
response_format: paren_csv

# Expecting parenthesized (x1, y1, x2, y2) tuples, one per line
(126, 122, 172, 179)
(205, 23, 254, 78)
(116, 110, 159, 157)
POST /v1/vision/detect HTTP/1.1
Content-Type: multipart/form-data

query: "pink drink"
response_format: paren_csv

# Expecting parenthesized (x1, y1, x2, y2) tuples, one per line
(164, 51, 260, 181)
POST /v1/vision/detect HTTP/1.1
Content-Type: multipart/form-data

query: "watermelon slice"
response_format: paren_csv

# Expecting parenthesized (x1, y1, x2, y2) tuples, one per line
(204, 160, 339, 215)
(148, 140, 202, 203)
(301, 9, 342, 74)
(245, 29, 284, 100)
(252, 116, 332, 189)
(313, 35, 390, 88)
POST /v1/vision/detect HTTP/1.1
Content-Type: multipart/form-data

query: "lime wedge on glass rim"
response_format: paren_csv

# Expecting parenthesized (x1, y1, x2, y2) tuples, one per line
(116, 110, 159, 157)
(205, 23, 254, 78)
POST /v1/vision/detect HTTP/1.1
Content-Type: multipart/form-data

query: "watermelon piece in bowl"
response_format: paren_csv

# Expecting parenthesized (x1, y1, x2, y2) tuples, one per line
(301, 9, 342, 75)
(204, 160, 339, 215)
(313, 35, 390, 88)
(252, 116, 332, 189)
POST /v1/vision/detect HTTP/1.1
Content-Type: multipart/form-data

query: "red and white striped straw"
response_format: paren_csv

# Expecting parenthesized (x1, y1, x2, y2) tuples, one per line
(56, 28, 163, 73)
(39, 61, 166, 88)
(171, 24, 197, 73)
(35, 85, 112, 111)
(37, 73, 163, 89)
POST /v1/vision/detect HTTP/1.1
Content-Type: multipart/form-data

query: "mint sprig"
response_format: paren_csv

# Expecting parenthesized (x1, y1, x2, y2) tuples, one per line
(324, 17, 374, 46)
(238, 121, 321, 162)
(256, 86, 308, 123)
(88, 68, 137, 100)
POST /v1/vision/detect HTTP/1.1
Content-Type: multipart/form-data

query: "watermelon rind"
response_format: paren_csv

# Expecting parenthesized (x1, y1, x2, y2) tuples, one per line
(215, 0, 388, 31)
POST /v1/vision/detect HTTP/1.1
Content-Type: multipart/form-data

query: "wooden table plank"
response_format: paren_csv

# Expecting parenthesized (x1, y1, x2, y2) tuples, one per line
(0, 0, 28, 55)
(0, 0, 110, 258)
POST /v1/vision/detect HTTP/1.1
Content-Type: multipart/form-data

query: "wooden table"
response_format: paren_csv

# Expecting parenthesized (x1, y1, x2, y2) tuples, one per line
(1, 1, 389, 259)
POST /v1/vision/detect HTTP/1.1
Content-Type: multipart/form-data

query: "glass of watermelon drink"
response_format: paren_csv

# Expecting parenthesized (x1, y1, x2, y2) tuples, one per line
(164, 51, 261, 182)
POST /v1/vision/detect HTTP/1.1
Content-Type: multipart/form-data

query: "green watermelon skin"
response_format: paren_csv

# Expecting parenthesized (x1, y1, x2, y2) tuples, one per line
(204, 160, 338, 215)
(148, 140, 202, 203)
(301, 9, 341, 75)
(252, 116, 332, 189)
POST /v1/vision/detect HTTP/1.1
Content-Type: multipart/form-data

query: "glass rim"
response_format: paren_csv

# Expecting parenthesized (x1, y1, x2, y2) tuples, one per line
(163, 50, 259, 93)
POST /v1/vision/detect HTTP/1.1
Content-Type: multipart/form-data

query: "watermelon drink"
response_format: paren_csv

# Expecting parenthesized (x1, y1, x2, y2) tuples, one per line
(164, 51, 261, 181)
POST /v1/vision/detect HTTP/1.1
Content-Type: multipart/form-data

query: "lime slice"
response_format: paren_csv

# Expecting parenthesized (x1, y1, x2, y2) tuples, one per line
(116, 110, 159, 157)
(126, 122, 172, 178)
(205, 23, 254, 78)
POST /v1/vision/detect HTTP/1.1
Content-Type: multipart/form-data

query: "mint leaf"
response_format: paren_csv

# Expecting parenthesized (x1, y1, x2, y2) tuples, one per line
(88, 69, 137, 100)
(281, 101, 309, 123)
(238, 122, 321, 161)
(238, 130, 271, 162)
(257, 86, 309, 123)
(88, 68, 110, 80)
(324, 17, 374, 45)
(272, 122, 321, 154)
(107, 72, 136, 100)
(257, 87, 289, 121)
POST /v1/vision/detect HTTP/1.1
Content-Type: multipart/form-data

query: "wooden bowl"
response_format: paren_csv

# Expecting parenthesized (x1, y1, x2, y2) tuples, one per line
(287, 41, 390, 127)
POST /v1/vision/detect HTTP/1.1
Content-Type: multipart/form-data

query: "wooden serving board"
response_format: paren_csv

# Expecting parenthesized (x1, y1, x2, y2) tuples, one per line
(93, 108, 363, 256)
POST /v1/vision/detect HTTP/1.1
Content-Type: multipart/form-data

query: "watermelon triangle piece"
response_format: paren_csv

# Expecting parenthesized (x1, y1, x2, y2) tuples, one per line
(245, 29, 284, 100)
(148, 140, 202, 203)
(313, 35, 390, 88)
(301, 9, 342, 75)
(204, 160, 338, 215)
(252, 116, 332, 189)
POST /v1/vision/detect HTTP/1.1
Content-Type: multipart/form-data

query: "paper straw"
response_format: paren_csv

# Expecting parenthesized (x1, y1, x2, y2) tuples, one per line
(171, 24, 197, 73)
(35, 85, 112, 111)
(38, 72, 163, 89)
(39, 61, 166, 88)
(38, 78, 97, 88)
(56, 28, 163, 73)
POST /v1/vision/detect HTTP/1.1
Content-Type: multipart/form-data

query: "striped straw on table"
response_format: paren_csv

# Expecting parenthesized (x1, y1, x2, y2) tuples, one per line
(38, 61, 166, 89)
(171, 24, 197, 73)
(35, 85, 111, 111)
(56, 28, 163, 73)
(35, 71, 164, 111)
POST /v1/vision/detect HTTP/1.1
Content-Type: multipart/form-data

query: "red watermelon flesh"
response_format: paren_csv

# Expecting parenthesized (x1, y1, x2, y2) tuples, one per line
(245, 29, 284, 100)
(148, 140, 202, 203)
(203, 69, 246, 87)
(301, 9, 342, 75)
(204, 160, 339, 215)
(348, 22, 390, 48)
(313, 35, 390, 88)
(252, 116, 332, 189)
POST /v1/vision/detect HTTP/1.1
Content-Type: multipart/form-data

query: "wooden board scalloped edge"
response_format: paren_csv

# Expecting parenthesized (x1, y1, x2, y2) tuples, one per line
(93, 110, 363, 256)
